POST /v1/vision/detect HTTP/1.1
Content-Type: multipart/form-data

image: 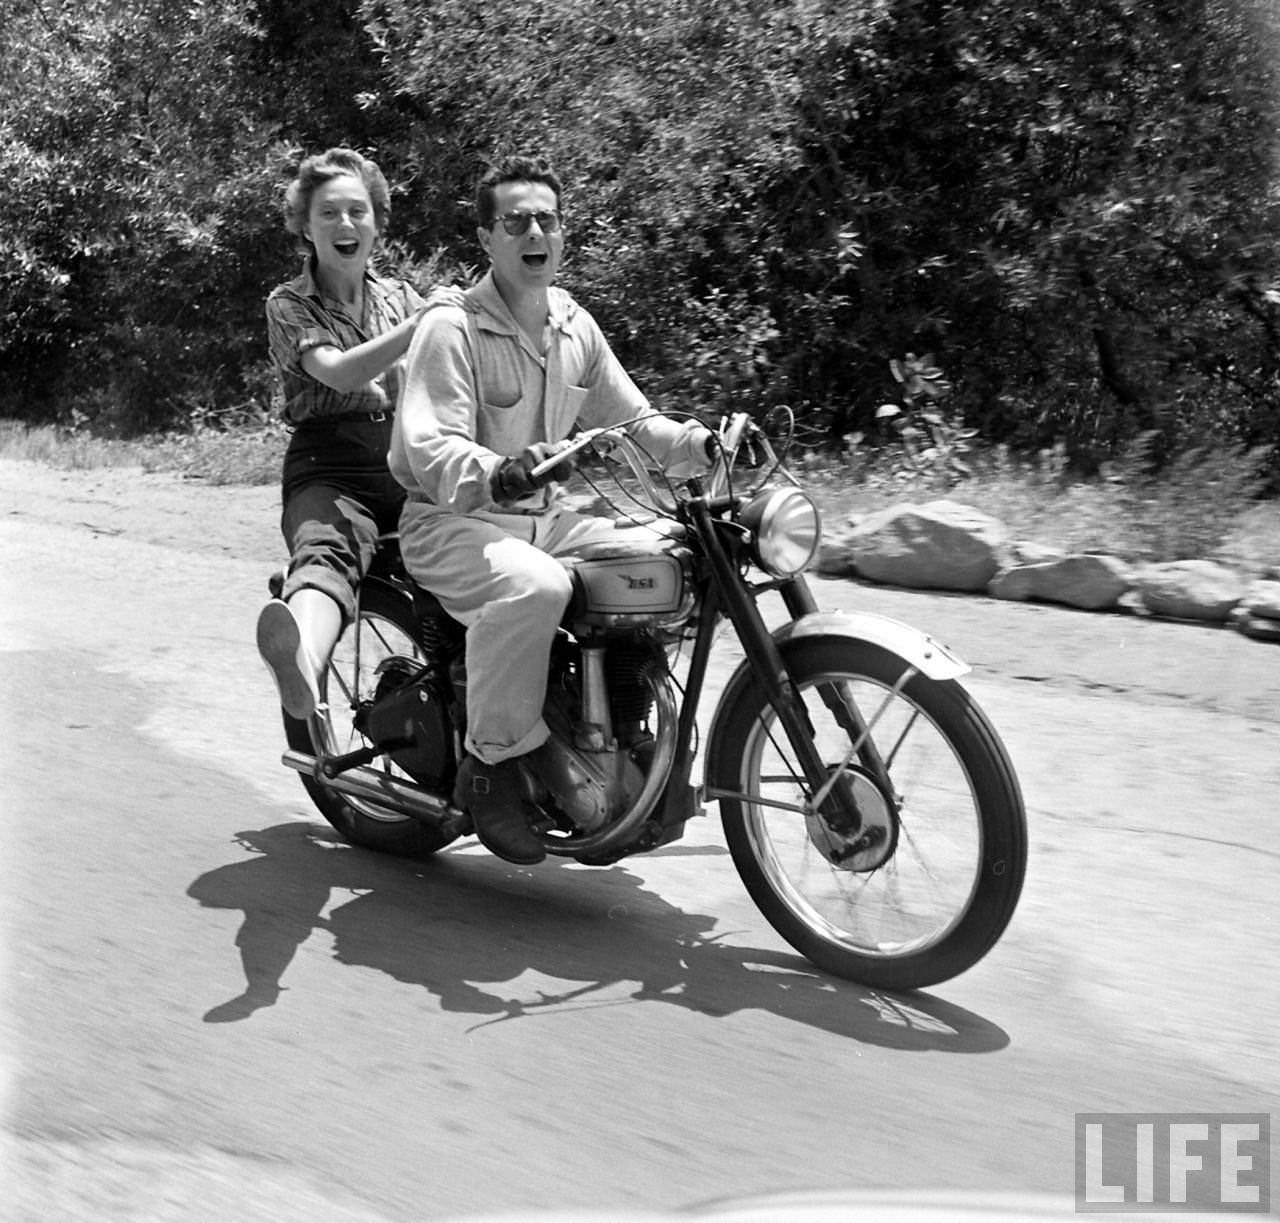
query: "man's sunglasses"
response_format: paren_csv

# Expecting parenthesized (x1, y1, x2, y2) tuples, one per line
(491, 209, 562, 236)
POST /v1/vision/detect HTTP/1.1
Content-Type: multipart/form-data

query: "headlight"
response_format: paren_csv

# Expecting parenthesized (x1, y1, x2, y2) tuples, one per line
(740, 487, 821, 577)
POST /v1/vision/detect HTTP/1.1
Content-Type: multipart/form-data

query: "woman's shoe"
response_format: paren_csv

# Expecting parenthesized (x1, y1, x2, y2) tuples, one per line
(256, 599, 320, 720)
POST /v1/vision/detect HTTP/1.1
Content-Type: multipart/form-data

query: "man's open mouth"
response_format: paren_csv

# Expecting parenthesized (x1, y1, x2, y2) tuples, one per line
(522, 253, 548, 268)
(334, 240, 360, 257)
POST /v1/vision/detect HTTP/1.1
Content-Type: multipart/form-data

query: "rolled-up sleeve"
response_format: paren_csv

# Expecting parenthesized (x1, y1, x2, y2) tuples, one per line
(267, 293, 337, 375)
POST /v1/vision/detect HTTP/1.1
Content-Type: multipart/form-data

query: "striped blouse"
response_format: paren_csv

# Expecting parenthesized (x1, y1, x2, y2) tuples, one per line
(266, 257, 426, 424)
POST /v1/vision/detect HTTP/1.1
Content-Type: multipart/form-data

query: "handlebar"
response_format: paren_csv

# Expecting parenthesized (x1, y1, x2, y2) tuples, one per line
(527, 412, 778, 516)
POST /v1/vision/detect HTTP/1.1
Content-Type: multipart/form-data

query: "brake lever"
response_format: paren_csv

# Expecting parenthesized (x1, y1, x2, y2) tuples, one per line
(707, 412, 754, 499)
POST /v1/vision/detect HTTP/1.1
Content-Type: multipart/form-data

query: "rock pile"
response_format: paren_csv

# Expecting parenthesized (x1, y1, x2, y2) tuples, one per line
(816, 498, 1280, 642)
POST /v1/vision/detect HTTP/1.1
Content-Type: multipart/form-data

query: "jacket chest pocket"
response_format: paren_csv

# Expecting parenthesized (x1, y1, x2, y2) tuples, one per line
(477, 396, 538, 455)
(476, 359, 539, 455)
(470, 331, 533, 452)
(477, 355, 522, 412)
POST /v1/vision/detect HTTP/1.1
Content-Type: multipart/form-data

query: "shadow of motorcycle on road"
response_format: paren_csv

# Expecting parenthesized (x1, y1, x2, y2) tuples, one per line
(187, 821, 1009, 1054)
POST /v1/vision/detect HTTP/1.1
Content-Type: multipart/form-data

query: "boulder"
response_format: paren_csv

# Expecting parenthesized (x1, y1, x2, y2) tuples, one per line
(987, 566, 1037, 602)
(1007, 540, 1067, 566)
(814, 531, 857, 577)
(1130, 560, 1248, 622)
(989, 554, 1132, 610)
(849, 500, 1007, 592)
(1241, 578, 1280, 623)
(1239, 613, 1280, 642)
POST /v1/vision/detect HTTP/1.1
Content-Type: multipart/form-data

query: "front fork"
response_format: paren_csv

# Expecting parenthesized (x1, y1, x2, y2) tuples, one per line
(687, 494, 865, 835)
(778, 580, 895, 792)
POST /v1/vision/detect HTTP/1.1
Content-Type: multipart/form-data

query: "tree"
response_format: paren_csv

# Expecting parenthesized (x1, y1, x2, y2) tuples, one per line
(361, 0, 1280, 462)
(2, 1, 292, 428)
(2, 0, 1277, 474)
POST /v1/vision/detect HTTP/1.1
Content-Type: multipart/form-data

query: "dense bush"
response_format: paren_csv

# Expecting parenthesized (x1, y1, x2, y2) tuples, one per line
(367, 0, 1280, 468)
(3, 0, 1279, 480)
(0, 0, 424, 432)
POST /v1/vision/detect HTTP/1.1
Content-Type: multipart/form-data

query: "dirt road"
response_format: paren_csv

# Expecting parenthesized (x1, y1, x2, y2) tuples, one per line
(2, 458, 1277, 1221)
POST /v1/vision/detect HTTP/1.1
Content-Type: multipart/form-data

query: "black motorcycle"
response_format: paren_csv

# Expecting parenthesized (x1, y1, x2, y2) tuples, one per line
(277, 411, 1026, 990)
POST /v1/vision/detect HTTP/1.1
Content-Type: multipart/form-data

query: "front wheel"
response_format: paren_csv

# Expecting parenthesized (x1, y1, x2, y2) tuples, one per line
(715, 638, 1026, 990)
(283, 580, 459, 858)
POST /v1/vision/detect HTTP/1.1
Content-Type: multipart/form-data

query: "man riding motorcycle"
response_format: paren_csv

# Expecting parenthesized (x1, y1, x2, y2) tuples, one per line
(387, 153, 714, 864)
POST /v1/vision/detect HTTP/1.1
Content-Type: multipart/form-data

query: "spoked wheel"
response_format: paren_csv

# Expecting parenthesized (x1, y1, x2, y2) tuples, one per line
(283, 580, 459, 857)
(716, 638, 1026, 990)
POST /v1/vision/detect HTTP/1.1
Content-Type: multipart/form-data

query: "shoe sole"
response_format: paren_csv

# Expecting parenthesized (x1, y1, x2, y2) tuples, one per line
(257, 601, 319, 720)
(473, 825, 546, 865)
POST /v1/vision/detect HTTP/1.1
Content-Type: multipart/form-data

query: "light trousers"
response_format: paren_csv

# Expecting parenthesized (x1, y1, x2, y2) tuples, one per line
(399, 500, 671, 764)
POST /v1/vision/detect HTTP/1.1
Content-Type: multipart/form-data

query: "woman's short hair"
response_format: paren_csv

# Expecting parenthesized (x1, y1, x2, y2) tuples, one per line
(476, 155, 563, 229)
(283, 148, 392, 246)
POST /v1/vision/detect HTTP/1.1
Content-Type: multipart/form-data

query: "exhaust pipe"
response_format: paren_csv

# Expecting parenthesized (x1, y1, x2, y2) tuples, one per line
(282, 749, 456, 825)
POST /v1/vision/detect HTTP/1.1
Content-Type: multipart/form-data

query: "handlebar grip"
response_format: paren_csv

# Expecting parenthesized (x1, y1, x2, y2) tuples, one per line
(529, 451, 569, 480)
(527, 428, 606, 479)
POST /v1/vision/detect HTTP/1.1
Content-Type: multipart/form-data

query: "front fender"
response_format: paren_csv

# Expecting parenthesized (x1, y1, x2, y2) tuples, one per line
(704, 612, 969, 788)
(772, 611, 969, 681)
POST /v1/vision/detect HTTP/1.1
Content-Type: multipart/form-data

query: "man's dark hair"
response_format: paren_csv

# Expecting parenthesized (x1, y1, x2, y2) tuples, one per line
(476, 155, 563, 229)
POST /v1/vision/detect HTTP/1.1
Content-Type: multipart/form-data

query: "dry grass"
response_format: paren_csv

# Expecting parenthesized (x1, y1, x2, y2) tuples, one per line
(2, 418, 1277, 570)
(0, 419, 286, 486)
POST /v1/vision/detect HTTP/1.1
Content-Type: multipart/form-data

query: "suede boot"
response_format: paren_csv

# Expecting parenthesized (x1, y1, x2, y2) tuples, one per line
(453, 754, 547, 864)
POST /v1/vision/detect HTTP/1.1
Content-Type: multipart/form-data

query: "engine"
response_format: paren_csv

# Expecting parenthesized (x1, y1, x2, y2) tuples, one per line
(359, 629, 678, 845)
(533, 635, 675, 835)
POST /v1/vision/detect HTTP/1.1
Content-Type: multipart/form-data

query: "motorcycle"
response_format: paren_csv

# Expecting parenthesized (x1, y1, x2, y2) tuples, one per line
(277, 410, 1026, 991)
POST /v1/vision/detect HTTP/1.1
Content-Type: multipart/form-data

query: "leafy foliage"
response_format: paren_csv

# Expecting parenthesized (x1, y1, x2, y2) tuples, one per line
(863, 354, 976, 487)
(1, 0, 1278, 491)
(0, 0, 430, 433)
(356, 0, 1280, 472)
(2, 1, 284, 429)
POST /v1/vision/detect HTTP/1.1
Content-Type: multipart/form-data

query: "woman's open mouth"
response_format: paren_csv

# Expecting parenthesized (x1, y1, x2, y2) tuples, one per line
(334, 240, 361, 257)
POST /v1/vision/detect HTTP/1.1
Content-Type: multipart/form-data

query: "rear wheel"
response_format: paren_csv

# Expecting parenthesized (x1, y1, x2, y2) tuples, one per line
(283, 581, 459, 857)
(716, 638, 1026, 990)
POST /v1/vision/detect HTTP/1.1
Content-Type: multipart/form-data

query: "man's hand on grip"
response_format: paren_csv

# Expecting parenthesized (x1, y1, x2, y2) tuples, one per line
(491, 441, 577, 503)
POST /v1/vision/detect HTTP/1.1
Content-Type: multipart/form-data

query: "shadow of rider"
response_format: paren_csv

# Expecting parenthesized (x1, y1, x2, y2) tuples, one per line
(187, 821, 1009, 1053)
(186, 823, 339, 1022)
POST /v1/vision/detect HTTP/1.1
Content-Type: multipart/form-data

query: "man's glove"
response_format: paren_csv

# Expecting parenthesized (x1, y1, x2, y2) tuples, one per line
(491, 441, 577, 503)
(698, 424, 768, 470)
(694, 426, 718, 467)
